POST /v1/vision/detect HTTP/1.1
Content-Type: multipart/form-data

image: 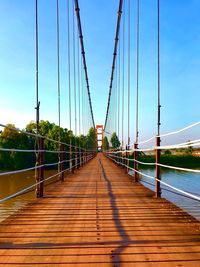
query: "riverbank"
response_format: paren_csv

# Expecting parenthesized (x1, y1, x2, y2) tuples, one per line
(129, 154, 200, 169)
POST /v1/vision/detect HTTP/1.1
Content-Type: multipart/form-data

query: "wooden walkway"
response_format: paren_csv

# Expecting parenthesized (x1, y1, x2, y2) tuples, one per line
(0, 153, 200, 266)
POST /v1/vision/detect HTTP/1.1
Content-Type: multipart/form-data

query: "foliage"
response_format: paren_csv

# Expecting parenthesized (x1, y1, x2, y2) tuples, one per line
(110, 132, 120, 149)
(0, 121, 97, 170)
(164, 150, 172, 155)
(102, 136, 109, 151)
(127, 153, 200, 169)
(86, 127, 97, 151)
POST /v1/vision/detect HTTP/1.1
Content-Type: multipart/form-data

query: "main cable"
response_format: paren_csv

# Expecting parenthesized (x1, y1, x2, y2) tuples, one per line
(104, 0, 123, 130)
(74, 0, 95, 128)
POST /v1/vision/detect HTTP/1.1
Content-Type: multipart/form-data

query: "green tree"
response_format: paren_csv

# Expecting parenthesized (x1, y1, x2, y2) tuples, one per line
(0, 120, 94, 170)
(110, 132, 120, 149)
(185, 140, 193, 154)
(102, 136, 109, 151)
(0, 124, 35, 169)
(86, 127, 97, 151)
(164, 149, 172, 155)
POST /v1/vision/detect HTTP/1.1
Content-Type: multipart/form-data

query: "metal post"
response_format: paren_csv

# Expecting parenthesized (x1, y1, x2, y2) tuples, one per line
(36, 138, 44, 198)
(79, 147, 82, 167)
(75, 146, 77, 169)
(134, 143, 138, 182)
(155, 136, 161, 197)
(72, 147, 75, 173)
(125, 145, 128, 173)
(85, 149, 88, 163)
(77, 146, 80, 169)
(60, 144, 65, 182)
(81, 148, 83, 166)
(117, 149, 119, 165)
(122, 147, 125, 168)
(83, 149, 85, 165)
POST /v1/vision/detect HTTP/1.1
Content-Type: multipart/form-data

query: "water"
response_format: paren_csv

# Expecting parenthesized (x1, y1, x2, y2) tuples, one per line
(130, 168, 200, 220)
(0, 170, 59, 222)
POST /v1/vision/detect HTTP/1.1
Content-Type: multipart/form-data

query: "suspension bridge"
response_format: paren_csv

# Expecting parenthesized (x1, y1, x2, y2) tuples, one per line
(0, 0, 200, 266)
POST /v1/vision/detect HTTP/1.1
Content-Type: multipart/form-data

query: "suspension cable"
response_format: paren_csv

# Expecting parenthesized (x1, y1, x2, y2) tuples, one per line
(72, 0, 77, 136)
(56, 0, 61, 177)
(77, 30, 81, 136)
(104, 0, 123, 130)
(74, 0, 95, 128)
(56, 0, 61, 132)
(34, 0, 40, 185)
(35, 0, 39, 134)
(157, 0, 161, 136)
(122, 0, 125, 148)
(118, 36, 121, 138)
(67, 0, 72, 131)
(127, 0, 130, 146)
(135, 0, 140, 144)
(115, 55, 118, 133)
(81, 58, 84, 134)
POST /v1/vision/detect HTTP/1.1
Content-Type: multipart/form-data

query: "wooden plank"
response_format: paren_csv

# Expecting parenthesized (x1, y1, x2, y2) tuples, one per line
(0, 153, 200, 266)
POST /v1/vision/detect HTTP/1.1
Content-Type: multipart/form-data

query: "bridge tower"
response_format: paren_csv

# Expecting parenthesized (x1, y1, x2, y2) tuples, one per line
(96, 125, 103, 151)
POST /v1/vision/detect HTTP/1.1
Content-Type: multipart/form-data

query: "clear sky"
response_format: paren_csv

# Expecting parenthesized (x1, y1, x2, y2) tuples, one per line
(0, 0, 200, 145)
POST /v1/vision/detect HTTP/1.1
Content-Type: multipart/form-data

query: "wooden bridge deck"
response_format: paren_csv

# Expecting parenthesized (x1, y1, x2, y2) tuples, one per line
(0, 154, 200, 266)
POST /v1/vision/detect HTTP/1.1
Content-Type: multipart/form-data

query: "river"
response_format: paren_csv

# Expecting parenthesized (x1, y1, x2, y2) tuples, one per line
(131, 168, 200, 220)
(0, 168, 200, 222)
(0, 170, 59, 222)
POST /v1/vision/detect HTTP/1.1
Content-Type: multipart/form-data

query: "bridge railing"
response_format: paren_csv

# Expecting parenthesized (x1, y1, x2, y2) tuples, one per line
(0, 123, 97, 203)
(104, 121, 200, 203)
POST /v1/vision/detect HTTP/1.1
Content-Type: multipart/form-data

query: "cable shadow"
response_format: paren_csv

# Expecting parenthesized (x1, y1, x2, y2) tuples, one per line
(99, 156, 132, 266)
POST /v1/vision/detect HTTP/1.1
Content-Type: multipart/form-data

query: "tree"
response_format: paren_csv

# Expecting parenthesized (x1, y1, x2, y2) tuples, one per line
(185, 140, 193, 154)
(0, 120, 95, 170)
(102, 136, 109, 151)
(164, 150, 172, 155)
(110, 132, 120, 149)
(86, 127, 97, 151)
(0, 124, 34, 169)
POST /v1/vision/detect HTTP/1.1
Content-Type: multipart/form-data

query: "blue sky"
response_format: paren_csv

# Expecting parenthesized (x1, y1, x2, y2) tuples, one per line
(0, 0, 200, 145)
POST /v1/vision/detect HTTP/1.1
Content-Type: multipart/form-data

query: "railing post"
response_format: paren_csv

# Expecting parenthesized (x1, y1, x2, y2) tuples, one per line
(117, 149, 119, 165)
(81, 148, 83, 166)
(125, 145, 128, 173)
(155, 136, 161, 198)
(122, 147, 126, 169)
(74, 146, 77, 169)
(134, 143, 138, 182)
(120, 149, 122, 166)
(60, 144, 65, 182)
(69, 145, 72, 172)
(85, 149, 88, 163)
(72, 147, 75, 173)
(79, 147, 82, 168)
(36, 137, 44, 198)
(77, 146, 80, 169)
